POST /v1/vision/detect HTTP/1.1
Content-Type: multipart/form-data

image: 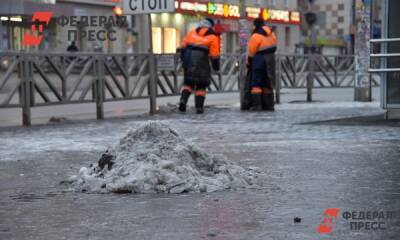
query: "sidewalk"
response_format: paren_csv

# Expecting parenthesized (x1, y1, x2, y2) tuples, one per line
(0, 87, 381, 127)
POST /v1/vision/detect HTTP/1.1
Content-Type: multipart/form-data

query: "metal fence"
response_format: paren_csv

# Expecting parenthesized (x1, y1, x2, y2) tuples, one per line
(0, 52, 380, 125)
(276, 54, 381, 88)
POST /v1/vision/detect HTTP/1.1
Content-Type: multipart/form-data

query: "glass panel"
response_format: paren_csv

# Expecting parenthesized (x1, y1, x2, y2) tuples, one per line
(13, 26, 21, 50)
(152, 27, 162, 54)
(176, 29, 181, 50)
(387, 0, 400, 104)
(163, 27, 176, 53)
(285, 27, 290, 47)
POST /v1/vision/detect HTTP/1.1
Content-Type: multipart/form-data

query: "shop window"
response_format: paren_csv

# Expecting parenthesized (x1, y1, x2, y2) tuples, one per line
(153, 27, 180, 54)
(285, 27, 290, 47)
(152, 27, 162, 54)
(223, 32, 235, 54)
(176, 29, 181, 50)
(13, 27, 21, 50)
(163, 28, 180, 53)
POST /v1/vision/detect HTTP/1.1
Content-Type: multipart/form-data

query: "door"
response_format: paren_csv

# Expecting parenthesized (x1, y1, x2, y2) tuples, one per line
(387, 0, 400, 105)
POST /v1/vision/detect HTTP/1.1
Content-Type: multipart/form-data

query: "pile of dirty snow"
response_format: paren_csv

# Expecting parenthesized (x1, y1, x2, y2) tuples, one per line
(69, 121, 258, 194)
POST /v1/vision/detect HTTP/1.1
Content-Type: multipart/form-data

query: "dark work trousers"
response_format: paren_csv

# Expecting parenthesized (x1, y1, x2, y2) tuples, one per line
(251, 52, 275, 89)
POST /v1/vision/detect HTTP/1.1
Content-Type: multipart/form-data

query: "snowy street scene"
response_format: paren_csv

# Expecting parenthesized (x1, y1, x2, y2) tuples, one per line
(1, 89, 400, 239)
(1, 0, 400, 239)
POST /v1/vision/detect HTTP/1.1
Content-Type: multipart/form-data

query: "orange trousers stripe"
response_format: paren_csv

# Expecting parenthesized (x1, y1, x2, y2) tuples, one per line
(195, 90, 207, 97)
(181, 85, 193, 93)
(251, 87, 263, 94)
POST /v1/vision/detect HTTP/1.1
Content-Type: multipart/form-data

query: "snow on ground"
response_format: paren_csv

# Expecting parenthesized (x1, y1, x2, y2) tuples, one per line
(0, 100, 390, 163)
(232, 101, 380, 110)
(69, 121, 259, 194)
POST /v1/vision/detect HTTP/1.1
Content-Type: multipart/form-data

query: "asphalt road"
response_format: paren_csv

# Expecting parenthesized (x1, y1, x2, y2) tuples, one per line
(0, 93, 399, 240)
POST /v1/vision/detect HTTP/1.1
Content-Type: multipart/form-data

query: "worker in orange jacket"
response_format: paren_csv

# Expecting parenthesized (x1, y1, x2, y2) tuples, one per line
(179, 18, 220, 114)
(247, 18, 277, 110)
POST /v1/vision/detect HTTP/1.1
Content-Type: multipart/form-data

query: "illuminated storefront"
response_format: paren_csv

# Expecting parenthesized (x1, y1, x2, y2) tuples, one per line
(150, 0, 301, 54)
(0, 0, 131, 52)
(245, 7, 300, 25)
(0, 0, 56, 51)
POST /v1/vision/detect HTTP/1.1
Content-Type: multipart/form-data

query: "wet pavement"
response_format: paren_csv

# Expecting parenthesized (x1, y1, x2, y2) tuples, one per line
(1, 101, 400, 240)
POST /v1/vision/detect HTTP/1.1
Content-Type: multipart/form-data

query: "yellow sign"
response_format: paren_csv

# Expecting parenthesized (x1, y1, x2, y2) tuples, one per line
(246, 7, 301, 24)
(175, 1, 300, 24)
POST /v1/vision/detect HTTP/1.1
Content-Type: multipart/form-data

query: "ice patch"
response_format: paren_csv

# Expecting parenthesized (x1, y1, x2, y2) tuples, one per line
(232, 101, 380, 110)
(69, 121, 258, 194)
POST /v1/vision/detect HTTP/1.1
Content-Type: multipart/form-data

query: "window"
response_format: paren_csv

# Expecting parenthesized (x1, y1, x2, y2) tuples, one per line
(152, 27, 162, 54)
(285, 27, 290, 47)
(152, 27, 180, 54)
(270, 0, 275, 7)
(284, 0, 288, 8)
(163, 28, 178, 53)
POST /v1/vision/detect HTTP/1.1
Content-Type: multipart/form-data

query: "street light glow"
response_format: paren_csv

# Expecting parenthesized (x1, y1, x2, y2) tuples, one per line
(113, 6, 123, 16)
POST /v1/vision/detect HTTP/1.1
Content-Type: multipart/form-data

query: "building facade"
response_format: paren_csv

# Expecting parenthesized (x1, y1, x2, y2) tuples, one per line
(0, 0, 302, 54)
(0, 0, 132, 53)
(148, 0, 301, 54)
(298, 0, 354, 54)
(248, 0, 301, 53)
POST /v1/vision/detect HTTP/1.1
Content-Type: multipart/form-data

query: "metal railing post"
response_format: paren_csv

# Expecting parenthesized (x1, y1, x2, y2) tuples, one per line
(307, 54, 314, 102)
(293, 55, 297, 87)
(276, 55, 281, 104)
(334, 56, 338, 87)
(60, 56, 67, 100)
(20, 55, 32, 126)
(148, 53, 157, 114)
(218, 71, 222, 91)
(95, 56, 104, 120)
(174, 54, 179, 94)
(147, 15, 157, 114)
(123, 56, 130, 98)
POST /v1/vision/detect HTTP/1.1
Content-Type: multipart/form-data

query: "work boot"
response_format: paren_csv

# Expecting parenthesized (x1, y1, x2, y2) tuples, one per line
(179, 90, 191, 112)
(250, 93, 263, 111)
(195, 95, 205, 114)
(262, 88, 275, 111)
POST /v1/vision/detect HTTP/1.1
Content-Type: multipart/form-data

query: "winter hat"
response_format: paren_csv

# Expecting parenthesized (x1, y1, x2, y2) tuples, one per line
(198, 18, 215, 28)
(253, 18, 265, 28)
